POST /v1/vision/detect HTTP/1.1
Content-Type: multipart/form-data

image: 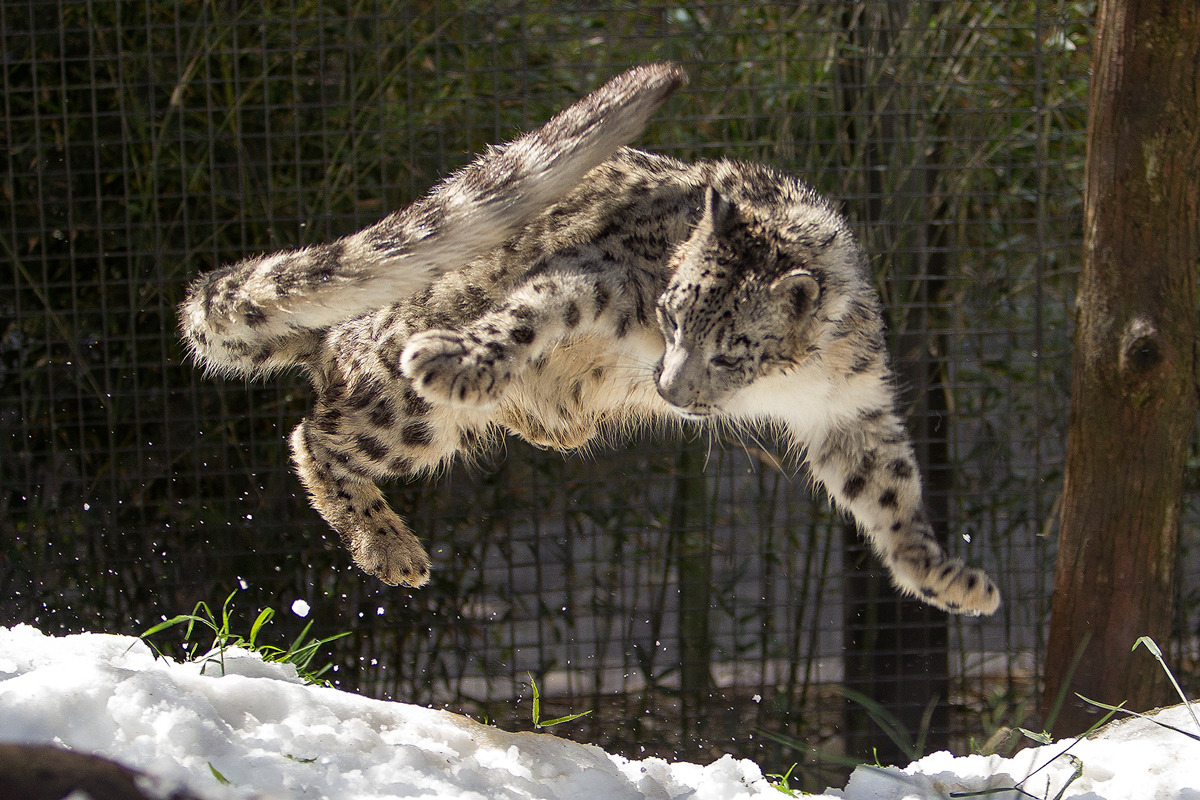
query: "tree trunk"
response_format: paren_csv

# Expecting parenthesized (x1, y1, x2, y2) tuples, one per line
(1043, 0, 1199, 738)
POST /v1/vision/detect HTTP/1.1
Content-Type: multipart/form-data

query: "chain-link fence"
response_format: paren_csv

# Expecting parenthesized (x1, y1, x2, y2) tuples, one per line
(8, 0, 1192, 789)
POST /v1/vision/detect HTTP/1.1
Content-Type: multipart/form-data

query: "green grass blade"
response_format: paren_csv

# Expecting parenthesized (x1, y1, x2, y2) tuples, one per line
(765, 763, 800, 797)
(208, 762, 232, 785)
(1075, 693, 1200, 742)
(285, 620, 317, 661)
(1132, 637, 1200, 735)
(249, 607, 275, 648)
(219, 590, 240, 637)
(536, 710, 592, 728)
(526, 673, 590, 729)
(529, 674, 541, 727)
(140, 614, 204, 639)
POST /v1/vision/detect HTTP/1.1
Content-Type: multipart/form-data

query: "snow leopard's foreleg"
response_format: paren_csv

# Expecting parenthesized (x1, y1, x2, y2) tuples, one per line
(399, 256, 660, 410)
(806, 409, 1001, 615)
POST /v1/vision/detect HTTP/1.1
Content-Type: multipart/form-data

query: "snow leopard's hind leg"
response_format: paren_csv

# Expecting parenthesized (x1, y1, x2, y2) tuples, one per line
(808, 410, 1001, 615)
(290, 420, 433, 587)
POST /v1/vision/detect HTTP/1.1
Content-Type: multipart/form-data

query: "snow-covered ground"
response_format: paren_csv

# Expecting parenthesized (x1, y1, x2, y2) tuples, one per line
(0, 624, 1197, 800)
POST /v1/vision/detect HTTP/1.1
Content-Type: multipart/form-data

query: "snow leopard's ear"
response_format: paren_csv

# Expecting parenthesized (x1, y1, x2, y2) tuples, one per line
(699, 185, 737, 233)
(771, 268, 821, 318)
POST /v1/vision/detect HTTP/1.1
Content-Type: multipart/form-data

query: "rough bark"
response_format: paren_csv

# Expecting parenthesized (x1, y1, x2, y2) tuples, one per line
(1043, 0, 1199, 738)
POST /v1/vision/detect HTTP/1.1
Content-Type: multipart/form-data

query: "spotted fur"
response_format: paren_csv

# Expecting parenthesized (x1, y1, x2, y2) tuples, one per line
(181, 63, 999, 615)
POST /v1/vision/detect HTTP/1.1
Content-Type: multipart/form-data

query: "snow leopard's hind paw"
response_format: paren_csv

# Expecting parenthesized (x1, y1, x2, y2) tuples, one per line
(348, 522, 432, 588)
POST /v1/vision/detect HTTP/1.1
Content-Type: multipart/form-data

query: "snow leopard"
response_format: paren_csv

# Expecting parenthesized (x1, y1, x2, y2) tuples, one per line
(181, 63, 999, 615)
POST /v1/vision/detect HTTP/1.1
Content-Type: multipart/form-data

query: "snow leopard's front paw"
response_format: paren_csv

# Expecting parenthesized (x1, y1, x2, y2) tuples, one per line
(914, 560, 1000, 616)
(886, 537, 1001, 615)
(400, 330, 513, 409)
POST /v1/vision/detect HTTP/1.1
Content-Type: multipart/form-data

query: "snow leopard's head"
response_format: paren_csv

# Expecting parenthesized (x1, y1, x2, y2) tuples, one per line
(654, 181, 856, 418)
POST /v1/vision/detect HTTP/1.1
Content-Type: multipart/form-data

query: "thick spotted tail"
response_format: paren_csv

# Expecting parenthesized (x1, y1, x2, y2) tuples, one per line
(179, 63, 687, 378)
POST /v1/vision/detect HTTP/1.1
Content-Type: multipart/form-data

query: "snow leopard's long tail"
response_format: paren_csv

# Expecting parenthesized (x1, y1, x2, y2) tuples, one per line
(179, 63, 686, 378)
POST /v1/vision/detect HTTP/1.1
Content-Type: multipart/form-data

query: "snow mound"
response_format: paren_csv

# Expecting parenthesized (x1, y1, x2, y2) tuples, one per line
(0, 625, 773, 799)
(1, 624, 1197, 799)
(838, 702, 1200, 800)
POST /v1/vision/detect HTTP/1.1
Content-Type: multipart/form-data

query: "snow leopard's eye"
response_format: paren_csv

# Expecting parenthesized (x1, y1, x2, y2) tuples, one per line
(710, 354, 741, 371)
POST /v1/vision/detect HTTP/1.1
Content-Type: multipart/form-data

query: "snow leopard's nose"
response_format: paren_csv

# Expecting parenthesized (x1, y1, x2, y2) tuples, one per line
(656, 346, 702, 409)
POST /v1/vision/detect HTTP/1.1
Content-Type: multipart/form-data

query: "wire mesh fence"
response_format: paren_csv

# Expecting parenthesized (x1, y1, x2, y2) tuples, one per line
(7, 0, 1192, 789)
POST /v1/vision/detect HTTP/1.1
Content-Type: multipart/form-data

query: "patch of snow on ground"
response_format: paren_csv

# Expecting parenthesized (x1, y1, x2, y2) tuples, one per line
(0, 625, 1197, 799)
